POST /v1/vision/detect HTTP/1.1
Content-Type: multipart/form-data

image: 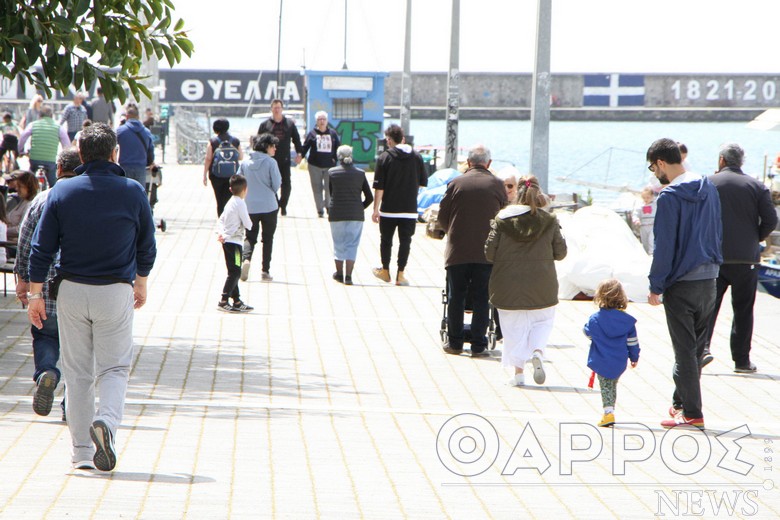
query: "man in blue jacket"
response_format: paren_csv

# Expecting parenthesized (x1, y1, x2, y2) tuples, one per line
(116, 104, 155, 187)
(646, 138, 722, 430)
(27, 122, 157, 471)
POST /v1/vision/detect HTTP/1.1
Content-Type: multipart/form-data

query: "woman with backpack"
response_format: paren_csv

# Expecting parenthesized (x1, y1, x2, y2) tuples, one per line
(203, 118, 243, 216)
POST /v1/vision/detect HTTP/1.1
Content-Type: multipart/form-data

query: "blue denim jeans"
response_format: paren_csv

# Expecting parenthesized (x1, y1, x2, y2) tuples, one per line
(123, 165, 147, 188)
(31, 313, 60, 382)
(446, 263, 493, 351)
(663, 279, 716, 419)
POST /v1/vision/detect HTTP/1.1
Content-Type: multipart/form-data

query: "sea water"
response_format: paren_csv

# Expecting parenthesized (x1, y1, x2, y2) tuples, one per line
(225, 117, 780, 205)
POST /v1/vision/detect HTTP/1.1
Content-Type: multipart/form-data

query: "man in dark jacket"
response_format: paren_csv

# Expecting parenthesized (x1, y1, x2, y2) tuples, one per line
(116, 104, 155, 187)
(371, 124, 427, 286)
(647, 138, 722, 430)
(28, 122, 156, 471)
(437, 145, 506, 356)
(257, 99, 303, 216)
(702, 143, 778, 373)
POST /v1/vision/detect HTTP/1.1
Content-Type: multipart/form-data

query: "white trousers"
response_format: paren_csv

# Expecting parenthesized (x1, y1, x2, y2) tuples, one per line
(498, 306, 556, 369)
(58, 280, 134, 463)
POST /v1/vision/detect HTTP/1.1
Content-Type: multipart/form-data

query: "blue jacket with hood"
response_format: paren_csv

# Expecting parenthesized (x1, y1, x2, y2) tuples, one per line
(649, 172, 722, 295)
(585, 308, 640, 379)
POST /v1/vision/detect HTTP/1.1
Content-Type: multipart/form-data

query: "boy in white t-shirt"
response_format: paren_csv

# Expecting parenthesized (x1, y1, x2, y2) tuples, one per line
(217, 174, 253, 312)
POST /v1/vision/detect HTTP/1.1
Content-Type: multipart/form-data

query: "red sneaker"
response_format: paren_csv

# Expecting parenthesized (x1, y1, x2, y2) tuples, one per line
(661, 415, 704, 429)
(668, 406, 682, 418)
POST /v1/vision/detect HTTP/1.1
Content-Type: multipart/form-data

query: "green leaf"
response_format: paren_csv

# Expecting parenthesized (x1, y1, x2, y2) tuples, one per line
(138, 83, 152, 99)
(151, 1, 163, 19)
(74, 0, 90, 18)
(175, 37, 194, 56)
(174, 18, 185, 32)
(162, 45, 175, 67)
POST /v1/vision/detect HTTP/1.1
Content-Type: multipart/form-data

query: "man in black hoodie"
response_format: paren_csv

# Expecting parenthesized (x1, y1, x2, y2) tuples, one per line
(371, 124, 427, 286)
(703, 143, 777, 373)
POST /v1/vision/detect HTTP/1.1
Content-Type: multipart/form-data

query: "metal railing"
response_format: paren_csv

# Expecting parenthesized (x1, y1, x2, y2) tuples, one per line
(175, 107, 210, 165)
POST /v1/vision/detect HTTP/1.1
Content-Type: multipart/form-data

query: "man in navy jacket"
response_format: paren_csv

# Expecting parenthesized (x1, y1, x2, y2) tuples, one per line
(28, 122, 156, 471)
(116, 104, 155, 187)
(647, 138, 722, 430)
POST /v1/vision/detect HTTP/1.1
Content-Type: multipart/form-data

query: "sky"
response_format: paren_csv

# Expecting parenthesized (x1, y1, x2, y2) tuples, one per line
(167, 0, 780, 74)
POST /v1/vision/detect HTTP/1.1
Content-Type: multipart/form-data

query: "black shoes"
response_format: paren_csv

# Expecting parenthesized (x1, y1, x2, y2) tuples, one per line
(734, 362, 757, 374)
(700, 349, 714, 367)
(333, 272, 344, 283)
(33, 370, 59, 416)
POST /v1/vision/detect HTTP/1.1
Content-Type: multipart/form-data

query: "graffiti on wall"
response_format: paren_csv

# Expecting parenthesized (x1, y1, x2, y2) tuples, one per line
(335, 120, 382, 164)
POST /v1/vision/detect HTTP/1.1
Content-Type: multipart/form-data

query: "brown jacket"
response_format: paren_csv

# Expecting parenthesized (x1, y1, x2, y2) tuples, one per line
(437, 167, 507, 267)
(485, 205, 567, 310)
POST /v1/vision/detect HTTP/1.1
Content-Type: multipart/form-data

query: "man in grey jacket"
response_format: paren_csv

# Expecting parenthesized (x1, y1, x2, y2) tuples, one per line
(438, 145, 506, 357)
(702, 143, 778, 373)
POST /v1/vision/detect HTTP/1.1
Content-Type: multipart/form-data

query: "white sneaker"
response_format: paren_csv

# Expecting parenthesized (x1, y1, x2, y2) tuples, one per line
(240, 260, 250, 281)
(531, 352, 546, 385)
(508, 373, 525, 386)
(73, 460, 96, 470)
(261, 271, 273, 282)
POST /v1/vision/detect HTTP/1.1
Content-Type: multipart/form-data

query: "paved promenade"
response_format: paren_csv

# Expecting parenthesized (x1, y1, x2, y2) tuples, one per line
(0, 161, 778, 519)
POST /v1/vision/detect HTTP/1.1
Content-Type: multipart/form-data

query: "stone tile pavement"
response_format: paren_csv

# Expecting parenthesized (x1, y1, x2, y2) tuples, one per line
(0, 161, 778, 519)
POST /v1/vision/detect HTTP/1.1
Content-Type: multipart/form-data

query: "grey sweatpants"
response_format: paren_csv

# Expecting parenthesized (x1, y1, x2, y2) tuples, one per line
(308, 164, 331, 215)
(58, 280, 134, 463)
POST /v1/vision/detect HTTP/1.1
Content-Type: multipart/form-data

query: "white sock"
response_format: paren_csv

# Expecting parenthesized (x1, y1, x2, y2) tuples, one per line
(604, 406, 614, 414)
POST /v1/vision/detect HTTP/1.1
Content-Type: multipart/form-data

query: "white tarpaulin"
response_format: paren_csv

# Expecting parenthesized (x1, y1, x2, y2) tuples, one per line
(556, 206, 651, 303)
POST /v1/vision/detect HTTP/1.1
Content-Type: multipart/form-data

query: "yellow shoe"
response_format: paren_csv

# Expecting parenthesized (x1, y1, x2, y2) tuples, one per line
(372, 267, 391, 283)
(598, 413, 615, 428)
(395, 271, 409, 286)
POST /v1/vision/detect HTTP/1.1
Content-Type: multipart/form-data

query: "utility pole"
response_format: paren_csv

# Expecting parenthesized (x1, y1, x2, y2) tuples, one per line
(530, 0, 552, 192)
(276, 0, 283, 97)
(443, 0, 460, 169)
(399, 0, 413, 135)
(342, 0, 349, 70)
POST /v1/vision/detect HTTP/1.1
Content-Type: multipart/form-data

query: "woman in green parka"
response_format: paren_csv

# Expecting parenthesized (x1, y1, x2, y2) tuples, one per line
(485, 175, 567, 387)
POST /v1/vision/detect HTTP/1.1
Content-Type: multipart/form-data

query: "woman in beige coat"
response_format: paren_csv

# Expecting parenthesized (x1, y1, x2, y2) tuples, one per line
(485, 175, 567, 386)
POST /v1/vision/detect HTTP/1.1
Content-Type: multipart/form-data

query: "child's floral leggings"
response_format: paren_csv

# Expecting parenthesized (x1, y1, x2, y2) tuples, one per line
(598, 375, 618, 408)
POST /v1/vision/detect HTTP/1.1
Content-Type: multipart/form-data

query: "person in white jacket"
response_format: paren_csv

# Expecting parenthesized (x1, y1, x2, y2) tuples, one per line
(217, 174, 253, 312)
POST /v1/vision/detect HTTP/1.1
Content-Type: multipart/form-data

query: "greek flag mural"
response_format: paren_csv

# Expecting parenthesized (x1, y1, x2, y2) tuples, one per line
(583, 74, 645, 107)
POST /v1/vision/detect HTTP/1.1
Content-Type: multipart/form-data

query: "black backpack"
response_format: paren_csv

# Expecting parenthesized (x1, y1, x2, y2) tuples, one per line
(210, 138, 240, 178)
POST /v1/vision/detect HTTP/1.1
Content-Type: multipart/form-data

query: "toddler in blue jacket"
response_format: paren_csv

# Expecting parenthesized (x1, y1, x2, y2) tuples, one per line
(584, 278, 640, 427)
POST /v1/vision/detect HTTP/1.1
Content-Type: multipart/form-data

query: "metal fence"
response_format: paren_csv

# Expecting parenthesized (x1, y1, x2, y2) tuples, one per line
(175, 107, 210, 165)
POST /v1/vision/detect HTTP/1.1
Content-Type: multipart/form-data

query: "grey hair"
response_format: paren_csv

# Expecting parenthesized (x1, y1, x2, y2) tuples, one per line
(468, 145, 491, 167)
(315, 110, 328, 121)
(719, 143, 745, 169)
(337, 144, 354, 165)
(39, 105, 53, 118)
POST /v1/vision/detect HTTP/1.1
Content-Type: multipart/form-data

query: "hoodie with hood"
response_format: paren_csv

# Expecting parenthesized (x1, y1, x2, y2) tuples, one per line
(373, 144, 427, 218)
(584, 308, 640, 380)
(649, 171, 722, 295)
(485, 205, 567, 310)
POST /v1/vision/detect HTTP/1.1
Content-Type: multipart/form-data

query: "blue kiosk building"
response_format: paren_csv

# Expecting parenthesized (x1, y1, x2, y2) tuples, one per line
(305, 70, 388, 165)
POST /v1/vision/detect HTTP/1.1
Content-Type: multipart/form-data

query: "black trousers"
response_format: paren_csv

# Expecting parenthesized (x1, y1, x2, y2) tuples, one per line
(379, 217, 416, 271)
(243, 210, 279, 272)
(665, 279, 716, 419)
(446, 263, 493, 351)
(705, 263, 759, 366)
(221, 242, 242, 301)
(277, 160, 292, 211)
(210, 175, 232, 217)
